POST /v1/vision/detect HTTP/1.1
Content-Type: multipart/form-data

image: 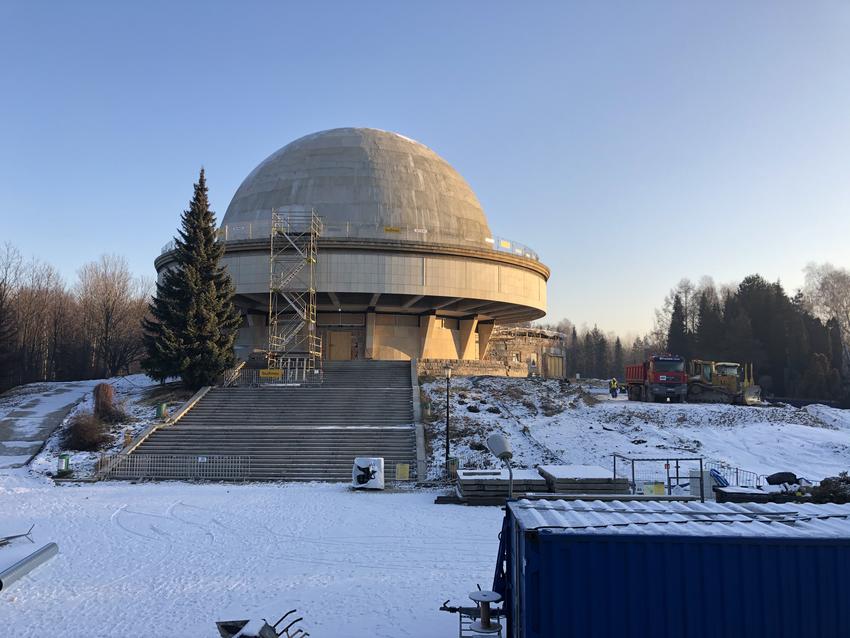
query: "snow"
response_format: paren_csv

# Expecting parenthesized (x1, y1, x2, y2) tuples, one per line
(0, 476, 502, 638)
(538, 464, 611, 479)
(423, 376, 850, 482)
(2, 375, 849, 636)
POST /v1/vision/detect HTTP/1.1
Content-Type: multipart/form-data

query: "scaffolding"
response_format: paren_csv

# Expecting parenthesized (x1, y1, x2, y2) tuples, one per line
(267, 209, 323, 383)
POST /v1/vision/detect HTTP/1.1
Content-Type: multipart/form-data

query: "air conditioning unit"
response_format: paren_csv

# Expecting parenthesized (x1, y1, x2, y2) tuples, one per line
(352, 457, 385, 490)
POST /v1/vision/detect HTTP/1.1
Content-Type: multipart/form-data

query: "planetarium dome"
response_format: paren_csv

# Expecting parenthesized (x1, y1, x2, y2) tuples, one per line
(222, 127, 492, 247)
(157, 127, 549, 363)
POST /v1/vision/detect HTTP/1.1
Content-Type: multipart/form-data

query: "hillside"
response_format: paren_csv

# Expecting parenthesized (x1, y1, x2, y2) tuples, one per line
(421, 376, 850, 481)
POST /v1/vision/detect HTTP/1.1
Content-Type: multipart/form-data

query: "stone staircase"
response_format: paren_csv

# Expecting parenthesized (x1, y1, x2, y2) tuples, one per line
(128, 361, 418, 482)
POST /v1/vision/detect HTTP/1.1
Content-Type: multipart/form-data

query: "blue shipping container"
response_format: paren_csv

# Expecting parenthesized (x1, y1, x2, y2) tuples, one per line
(495, 499, 850, 638)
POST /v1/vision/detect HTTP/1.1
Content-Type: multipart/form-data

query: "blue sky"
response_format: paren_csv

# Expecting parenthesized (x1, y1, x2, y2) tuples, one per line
(2, 2, 849, 336)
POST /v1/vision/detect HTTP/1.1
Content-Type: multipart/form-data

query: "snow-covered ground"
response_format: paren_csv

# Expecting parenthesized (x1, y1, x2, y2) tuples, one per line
(0, 474, 500, 638)
(3, 374, 850, 637)
(422, 376, 850, 481)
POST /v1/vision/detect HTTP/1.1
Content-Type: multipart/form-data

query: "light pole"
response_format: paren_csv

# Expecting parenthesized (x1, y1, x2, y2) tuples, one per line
(444, 363, 452, 480)
(486, 433, 514, 499)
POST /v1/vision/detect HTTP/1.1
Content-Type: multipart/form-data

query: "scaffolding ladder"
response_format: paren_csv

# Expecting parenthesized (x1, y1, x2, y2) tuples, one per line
(267, 209, 323, 383)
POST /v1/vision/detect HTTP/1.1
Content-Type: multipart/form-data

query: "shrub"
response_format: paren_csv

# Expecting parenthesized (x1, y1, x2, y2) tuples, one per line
(486, 406, 501, 414)
(812, 472, 850, 504)
(467, 404, 480, 413)
(61, 412, 112, 451)
(522, 399, 538, 415)
(93, 383, 128, 423)
(541, 400, 564, 417)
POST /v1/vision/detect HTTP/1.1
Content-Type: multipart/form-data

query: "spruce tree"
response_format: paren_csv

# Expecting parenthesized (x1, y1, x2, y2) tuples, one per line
(612, 337, 624, 380)
(142, 169, 241, 389)
(666, 294, 690, 357)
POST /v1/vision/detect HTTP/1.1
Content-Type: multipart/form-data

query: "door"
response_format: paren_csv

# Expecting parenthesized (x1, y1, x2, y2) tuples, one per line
(329, 331, 353, 361)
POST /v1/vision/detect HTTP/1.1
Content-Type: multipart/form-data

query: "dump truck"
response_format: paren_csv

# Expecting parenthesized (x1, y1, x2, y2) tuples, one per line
(625, 354, 688, 403)
(687, 360, 761, 405)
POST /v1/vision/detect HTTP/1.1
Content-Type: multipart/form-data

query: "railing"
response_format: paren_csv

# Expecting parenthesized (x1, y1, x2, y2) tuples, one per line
(705, 461, 764, 488)
(224, 363, 324, 387)
(98, 454, 252, 481)
(613, 453, 707, 501)
(160, 220, 540, 261)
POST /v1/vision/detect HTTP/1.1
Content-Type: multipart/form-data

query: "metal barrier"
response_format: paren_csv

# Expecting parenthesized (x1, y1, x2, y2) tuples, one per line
(223, 362, 323, 387)
(98, 454, 252, 481)
(613, 453, 706, 501)
(704, 461, 764, 488)
(161, 220, 540, 261)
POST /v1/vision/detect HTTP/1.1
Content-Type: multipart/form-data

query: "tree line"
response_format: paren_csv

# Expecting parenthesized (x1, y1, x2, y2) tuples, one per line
(0, 169, 240, 393)
(661, 274, 846, 401)
(543, 268, 850, 403)
(0, 247, 150, 392)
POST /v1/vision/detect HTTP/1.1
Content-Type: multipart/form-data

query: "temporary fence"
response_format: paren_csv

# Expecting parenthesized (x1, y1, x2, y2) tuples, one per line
(704, 460, 763, 488)
(98, 454, 252, 482)
(613, 453, 706, 501)
(223, 361, 324, 387)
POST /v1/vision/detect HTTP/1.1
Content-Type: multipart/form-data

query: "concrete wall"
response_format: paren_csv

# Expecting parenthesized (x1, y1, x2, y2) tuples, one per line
(220, 248, 547, 314)
(418, 358, 529, 378)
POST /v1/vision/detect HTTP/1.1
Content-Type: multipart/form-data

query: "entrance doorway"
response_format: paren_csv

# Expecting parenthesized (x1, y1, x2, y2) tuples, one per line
(328, 331, 353, 361)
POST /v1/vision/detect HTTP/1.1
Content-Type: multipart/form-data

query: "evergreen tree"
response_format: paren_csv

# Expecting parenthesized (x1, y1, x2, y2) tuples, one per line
(567, 326, 579, 377)
(612, 337, 624, 380)
(694, 290, 723, 359)
(142, 169, 241, 389)
(827, 318, 845, 376)
(589, 326, 608, 378)
(580, 331, 594, 379)
(666, 294, 690, 357)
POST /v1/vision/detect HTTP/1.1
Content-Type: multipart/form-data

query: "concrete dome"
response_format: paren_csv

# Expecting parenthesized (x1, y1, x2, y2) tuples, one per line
(223, 128, 492, 245)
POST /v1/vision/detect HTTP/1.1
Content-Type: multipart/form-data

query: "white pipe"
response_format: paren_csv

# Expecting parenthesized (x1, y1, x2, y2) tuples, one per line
(0, 542, 58, 591)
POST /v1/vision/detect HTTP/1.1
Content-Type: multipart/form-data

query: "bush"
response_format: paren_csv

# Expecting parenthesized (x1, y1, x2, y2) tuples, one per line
(812, 472, 850, 504)
(61, 412, 112, 451)
(467, 404, 480, 413)
(93, 383, 128, 423)
(486, 406, 501, 414)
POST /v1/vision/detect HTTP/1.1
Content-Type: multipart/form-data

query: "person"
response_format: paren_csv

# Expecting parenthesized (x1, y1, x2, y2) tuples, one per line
(609, 377, 619, 398)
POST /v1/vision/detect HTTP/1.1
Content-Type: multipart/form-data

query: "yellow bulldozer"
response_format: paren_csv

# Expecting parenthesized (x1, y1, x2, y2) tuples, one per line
(686, 360, 762, 405)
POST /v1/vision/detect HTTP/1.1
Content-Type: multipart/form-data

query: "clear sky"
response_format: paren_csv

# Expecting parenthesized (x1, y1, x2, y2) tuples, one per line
(2, 2, 849, 336)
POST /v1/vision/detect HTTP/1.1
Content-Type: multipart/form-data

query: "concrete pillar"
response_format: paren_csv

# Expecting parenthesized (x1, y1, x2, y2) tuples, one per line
(458, 315, 479, 360)
(478, 321, 495, 360)
(365, 311, 376, 359)
(419, 313, 437, 358)
(246, 313, 264, 327)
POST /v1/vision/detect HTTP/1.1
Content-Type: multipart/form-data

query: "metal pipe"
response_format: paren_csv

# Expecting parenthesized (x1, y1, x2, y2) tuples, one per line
(0, 543, 58, 591)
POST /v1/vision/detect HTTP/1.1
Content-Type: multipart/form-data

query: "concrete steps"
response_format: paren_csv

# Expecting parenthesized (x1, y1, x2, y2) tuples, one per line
(127, 360, 419, 482)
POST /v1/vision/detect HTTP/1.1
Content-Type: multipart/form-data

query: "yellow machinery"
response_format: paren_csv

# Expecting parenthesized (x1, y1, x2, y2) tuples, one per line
(687, 360, 761, 405)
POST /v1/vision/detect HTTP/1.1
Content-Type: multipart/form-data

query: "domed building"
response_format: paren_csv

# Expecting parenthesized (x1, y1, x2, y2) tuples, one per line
(156, 127, 549, 364)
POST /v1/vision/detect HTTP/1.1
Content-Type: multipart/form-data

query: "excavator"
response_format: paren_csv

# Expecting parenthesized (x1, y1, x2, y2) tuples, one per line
(686, 360, 762, 405)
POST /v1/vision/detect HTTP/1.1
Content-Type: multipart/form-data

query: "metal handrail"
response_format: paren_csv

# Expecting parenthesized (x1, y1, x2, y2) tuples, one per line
(160, 220, 540, 261)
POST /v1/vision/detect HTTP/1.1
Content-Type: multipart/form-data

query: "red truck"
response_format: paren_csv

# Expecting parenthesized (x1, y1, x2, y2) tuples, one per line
(626, 354, 688, 403)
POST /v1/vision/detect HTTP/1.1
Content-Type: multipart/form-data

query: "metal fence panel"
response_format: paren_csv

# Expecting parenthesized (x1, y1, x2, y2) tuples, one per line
(100, 454, 252, 481)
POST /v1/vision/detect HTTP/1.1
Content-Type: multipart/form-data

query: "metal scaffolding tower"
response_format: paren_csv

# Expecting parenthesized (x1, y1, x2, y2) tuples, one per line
(267, 209, 323, 383)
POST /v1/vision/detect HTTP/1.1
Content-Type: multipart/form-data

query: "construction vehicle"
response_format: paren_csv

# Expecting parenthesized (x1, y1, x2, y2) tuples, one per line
(686, 360, 761, 405)
(625, 354, 688, 403)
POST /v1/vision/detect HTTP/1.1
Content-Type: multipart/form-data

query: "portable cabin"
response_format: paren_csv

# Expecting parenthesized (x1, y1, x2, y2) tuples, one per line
(494, 499, 850, 638)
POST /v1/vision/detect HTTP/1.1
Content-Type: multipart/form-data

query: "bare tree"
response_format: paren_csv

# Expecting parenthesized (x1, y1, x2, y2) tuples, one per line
(76, 255, 149, 377)
(804, 262, 850, 361)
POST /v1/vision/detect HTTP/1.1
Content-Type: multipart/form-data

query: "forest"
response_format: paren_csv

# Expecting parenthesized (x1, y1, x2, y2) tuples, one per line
(547, 267, 850, 403)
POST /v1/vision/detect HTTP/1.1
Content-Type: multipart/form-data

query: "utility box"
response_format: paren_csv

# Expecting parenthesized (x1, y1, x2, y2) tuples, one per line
(497, 499, 850, 638)
(689, 469, 715, 500)
(352, 457, 384, 490)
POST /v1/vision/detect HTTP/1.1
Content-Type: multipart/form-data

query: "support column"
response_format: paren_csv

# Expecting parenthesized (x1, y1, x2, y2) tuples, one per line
(419, 313, 437, 359)
(458, 315, 479, 360)
(478, 321, 495, 360)
(365, 310, 376, 359)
